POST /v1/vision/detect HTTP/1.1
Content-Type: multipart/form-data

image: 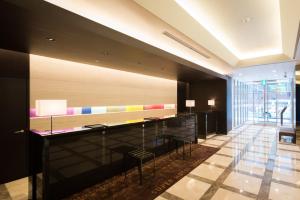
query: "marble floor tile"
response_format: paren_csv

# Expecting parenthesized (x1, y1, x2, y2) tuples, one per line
(269, 182, 300, 200)
(166, 176, 210, 200)
(211, 188, 255, 200)
(231, 139, 249, 144)
(272, 167, 300, 185)
(235, 160, 266, 176)
(154, 196, 168, 200)
(5, 177, 28, 200)
(201, 143, 219, 148)
(236, 135, 253, 140)
(224, 142, 245, 150)
(253, 141, 273, 147)
(243, 151, 269, 163)
(223, 172, 262, 195)
(207, 134, 217, 138)
(205, 154, 234, 167)
(213, 135, 232, 141)
(217, 147, 241, 157)
(190, 163, 224, 181)
(248, 145, 271, 154)
(197, 139, 205, 143)
(203, 139, 225, 146)
(278, 144, 300, 152)
(275, 157, 300, 170)
(277, 150, 300, 159)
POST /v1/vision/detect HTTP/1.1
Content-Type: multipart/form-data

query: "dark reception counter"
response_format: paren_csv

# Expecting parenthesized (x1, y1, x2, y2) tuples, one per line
(30, 113, 197, 199)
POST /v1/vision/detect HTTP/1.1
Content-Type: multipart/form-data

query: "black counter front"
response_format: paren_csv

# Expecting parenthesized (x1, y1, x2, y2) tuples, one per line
(30, 114, 197, 199)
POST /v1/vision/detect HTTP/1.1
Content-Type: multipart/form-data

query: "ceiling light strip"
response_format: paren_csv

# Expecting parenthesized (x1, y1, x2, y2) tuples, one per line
(163, 31, 210, 59)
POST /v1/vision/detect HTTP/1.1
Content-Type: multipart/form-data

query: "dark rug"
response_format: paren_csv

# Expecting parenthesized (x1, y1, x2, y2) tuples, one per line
(66, 144, 219, 200)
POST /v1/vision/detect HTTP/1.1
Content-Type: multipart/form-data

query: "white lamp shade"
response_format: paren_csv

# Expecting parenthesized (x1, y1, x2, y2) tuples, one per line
(185, 100, 195, 107)
(208, 99, 215, 106)
(36, 100, 67, 116)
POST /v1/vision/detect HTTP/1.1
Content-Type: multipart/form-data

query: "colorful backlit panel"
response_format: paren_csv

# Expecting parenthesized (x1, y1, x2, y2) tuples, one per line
(30, 108, 37, 117)
(67, 107, 74, 115)
(164, 104, 176, 109)
(107, 106, 126, 113)
(144, 104, 164, 110)
(73, 107, 82, 115)
(30, 104, 176, 118)
(82, 107, 92, 114)
(126, 105, 143, 112)
(91, 106, 107, 114)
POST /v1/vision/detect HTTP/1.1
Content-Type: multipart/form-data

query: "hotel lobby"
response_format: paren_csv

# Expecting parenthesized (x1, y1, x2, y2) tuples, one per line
(1, 0, 300, 199)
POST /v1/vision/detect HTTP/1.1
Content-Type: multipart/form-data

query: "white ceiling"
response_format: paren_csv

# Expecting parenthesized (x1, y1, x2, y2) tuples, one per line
(174, 0, 282, 60)
(232, 61, 296, 82)
(135, 0, 300, 67)
(280, 0, 300, 60)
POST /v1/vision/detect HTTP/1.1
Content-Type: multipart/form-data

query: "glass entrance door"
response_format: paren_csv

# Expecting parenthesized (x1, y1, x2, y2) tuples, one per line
(233, 79, 294, 128)
(252, 80, 293, 126)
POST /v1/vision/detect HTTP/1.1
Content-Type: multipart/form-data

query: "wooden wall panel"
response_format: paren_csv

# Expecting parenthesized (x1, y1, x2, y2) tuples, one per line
(190, 79, 227, 133)
(30, 55, 177, 130)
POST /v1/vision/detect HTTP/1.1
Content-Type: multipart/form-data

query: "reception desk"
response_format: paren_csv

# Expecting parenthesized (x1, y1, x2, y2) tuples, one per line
(30, 114, 197, 199)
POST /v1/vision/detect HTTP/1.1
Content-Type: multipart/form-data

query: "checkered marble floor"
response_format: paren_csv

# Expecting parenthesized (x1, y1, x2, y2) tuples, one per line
(156, 124, 300, 200)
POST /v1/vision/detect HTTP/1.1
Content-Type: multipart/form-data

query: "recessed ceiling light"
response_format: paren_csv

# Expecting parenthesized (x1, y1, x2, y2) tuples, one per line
(46, 37, 55, 41)
(272, 70, 277, 73)
(241, 17, 252, 23)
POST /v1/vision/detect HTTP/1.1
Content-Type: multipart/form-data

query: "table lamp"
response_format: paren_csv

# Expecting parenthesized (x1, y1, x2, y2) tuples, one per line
(36, 100, 67, 134)
(208, 99, 215, 111)
(185, 100, 195, 113)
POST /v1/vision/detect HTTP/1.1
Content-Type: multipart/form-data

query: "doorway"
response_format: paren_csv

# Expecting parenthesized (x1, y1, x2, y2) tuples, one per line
(233, 79, 294, 128)
(0, 49, 29, 195)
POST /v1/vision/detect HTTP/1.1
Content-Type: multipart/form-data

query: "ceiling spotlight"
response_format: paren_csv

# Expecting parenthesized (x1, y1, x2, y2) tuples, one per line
(241, 17, 251, 23)
(272, 70, 277, 73)
(46, 37, 55, 41)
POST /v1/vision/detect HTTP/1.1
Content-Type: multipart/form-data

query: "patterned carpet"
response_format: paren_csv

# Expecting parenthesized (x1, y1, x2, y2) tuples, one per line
(66, 144, 219, 200)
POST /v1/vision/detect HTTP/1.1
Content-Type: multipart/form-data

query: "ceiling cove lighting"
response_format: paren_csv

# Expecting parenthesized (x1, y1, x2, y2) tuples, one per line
(175, 0, 282, 60)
